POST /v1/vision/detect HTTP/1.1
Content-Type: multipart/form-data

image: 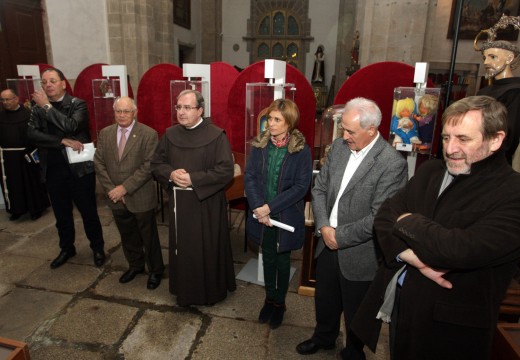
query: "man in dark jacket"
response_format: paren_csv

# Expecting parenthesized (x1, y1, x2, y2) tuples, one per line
(352, 96, 520, 360)
(28, 68, 105, 269)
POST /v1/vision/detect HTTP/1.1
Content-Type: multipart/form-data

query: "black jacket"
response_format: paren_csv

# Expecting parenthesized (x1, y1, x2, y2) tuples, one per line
(27, 92, 95, 182)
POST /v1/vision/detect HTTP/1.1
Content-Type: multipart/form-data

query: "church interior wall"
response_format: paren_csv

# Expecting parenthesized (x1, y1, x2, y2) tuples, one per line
(37, 0, 520, 96)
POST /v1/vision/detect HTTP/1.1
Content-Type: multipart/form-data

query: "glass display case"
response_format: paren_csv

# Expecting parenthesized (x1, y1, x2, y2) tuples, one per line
(314, 104, 345, 171)
(244, 82, 295, 161)
(389, 87, 441, 157)
(92, 78, 121, 136)
(5, 78, 39, 109)
(170, 80, 209, 125)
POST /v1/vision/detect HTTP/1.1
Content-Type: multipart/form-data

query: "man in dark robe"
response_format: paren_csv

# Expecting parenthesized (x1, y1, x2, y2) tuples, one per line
(151, 89, 236, 306)
(477, 39, 520, 166)
(0, 88, 49, 220)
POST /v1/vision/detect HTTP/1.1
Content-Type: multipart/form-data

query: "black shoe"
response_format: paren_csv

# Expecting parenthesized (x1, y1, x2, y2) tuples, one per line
(119, 269, 144, 284)
(9, 213, 22, 221)
(296, 339, 335, 355)
(93, 250, 106, 267)
(269, 302, 286, 329)
(147, 273, 162, 290)
(259, 299, 275, 323)
(30, 211, 43, 220)
(50, 250, 76, 269)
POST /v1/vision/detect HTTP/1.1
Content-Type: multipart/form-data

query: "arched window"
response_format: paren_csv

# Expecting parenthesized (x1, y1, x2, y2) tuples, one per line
(253, 10, 302, 70)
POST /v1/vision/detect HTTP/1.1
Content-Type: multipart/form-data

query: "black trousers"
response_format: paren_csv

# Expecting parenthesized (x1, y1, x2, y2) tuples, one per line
(112, 207, 164, 274)
(46, 166, 104, 253)
(312, 248, 371, 360)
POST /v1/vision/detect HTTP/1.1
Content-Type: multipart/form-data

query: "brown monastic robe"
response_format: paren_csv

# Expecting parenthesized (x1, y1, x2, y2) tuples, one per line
(151, 118, 236, 306)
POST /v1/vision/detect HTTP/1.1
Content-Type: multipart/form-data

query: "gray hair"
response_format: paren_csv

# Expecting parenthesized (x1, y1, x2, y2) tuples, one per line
(113, 96, 137, 110)
(344, 97, 382, 129)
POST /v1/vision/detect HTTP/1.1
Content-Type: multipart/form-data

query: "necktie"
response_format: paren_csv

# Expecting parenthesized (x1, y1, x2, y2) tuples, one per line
(118, 128, 127, 160)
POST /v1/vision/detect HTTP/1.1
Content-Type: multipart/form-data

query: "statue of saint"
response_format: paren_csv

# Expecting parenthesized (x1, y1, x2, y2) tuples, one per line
(475, 15, 520, 168)
(311, 45, 325, 84)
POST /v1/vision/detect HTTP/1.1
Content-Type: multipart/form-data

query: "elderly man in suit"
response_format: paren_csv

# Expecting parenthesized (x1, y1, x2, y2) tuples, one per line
(94, 96, 164, 290)
(296, 97, 407, 359)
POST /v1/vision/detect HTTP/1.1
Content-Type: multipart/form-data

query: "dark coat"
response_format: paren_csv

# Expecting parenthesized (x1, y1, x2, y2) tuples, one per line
(352, 151, 520, 360)
(244, 129, 312, 252)
(27, 93, 94, 182)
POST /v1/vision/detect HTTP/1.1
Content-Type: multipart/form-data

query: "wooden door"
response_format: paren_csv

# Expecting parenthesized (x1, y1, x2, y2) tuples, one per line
(0, 0, 47, 89)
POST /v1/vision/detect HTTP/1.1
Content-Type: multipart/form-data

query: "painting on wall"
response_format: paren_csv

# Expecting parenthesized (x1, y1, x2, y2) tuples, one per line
(447, 0, 520, 40)
(174, 0, 191, 29)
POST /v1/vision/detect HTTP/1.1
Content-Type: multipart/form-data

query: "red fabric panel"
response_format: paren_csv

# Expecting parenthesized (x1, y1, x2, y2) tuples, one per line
(73, 63, 134, 142)
(210, 62, 239, 134)
(334, 62, 416, 140)
(226, 61, 316, 155)
(136, 63, 184, 136)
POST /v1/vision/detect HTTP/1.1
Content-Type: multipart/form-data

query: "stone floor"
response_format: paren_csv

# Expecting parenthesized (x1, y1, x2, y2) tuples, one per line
(0, 192, 390, 359)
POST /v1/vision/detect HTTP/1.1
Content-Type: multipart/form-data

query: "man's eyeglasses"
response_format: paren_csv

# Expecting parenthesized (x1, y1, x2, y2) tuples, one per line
(40, 79, 61, 86)
(175, 105, 199, 111)
(114, 109, 135, 115)
(0, 97, 16, 102)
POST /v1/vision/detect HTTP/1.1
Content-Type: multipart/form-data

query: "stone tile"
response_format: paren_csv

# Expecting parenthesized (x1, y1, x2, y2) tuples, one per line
(0, 231, 25, 253)
(11, 227, 61, 261)
(0, 208, 55, 235)
(29, 346, 102, 360)
(0, 288, 72, 340)
(93, 271, 175, 306)
(21, 263, 101, 293)
(49, 298, 138, 345)
(192, 317, 268, 359)
(196, 281, 264, 320)
(119, 310, 202, 359)
(0, 254, 47, 283)
(284, 291, 316, 328)
(0, 283, 13, 297)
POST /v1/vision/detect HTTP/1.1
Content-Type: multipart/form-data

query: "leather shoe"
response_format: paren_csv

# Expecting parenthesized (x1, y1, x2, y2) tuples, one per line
(50, 250, 76, 269)
(147, 273, 162, 290)
(93, 250, 106, 267)
(296, 339, 335, 355)
(119, 269, 144, 284)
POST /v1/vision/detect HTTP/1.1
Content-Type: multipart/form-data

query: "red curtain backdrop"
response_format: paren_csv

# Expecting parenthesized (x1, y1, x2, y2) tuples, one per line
(73, 63, 134, 142)
(226, 61, 316, 155)
(136, 63, 184, 136)
(210, 62, 239, 133)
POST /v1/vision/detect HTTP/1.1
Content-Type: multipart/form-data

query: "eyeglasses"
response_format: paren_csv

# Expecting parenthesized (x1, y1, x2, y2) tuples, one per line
(114, 109, 135, 115)
(175, 105, 199, 111)
(40, 79, 61, 86)
(0, 97, 16, 102)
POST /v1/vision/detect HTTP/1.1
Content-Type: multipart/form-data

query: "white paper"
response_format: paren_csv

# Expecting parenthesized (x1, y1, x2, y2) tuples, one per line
(253, 214, 295, 233)
(66, 142, 95, 163)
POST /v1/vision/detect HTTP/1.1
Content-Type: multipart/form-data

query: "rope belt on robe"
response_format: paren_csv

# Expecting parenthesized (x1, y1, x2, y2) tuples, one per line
(0, 147, 27, 209)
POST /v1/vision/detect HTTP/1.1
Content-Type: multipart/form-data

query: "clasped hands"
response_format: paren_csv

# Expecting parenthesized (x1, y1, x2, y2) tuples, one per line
(253, 204, 272, 227)
(170, 169, 192, 188)
(108, 185, 127, 204)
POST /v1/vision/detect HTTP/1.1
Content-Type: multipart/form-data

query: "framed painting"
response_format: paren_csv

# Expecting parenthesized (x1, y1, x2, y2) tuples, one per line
(447, 0, 520, 40)
(174, 0, 191, 29)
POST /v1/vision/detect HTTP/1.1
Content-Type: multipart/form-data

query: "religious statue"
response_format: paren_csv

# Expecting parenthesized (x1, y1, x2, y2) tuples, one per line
(351, 30, 360, 66)
(474, 15, 520, 169)
(311, 45, 325, 84)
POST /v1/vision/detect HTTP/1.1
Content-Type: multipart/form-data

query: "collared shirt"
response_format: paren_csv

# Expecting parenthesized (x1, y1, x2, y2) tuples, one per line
(117, 120, 135, 146)
(187, 117, 203, 129)
(329, 133, 380, 228)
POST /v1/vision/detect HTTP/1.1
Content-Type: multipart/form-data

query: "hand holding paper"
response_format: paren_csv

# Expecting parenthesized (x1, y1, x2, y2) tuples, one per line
(253, 214, 294, 232)
(65, 142, 96, 163)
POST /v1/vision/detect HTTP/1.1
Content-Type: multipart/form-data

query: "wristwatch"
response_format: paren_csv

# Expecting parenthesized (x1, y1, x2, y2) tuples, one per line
(43, 103, 52, 112)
